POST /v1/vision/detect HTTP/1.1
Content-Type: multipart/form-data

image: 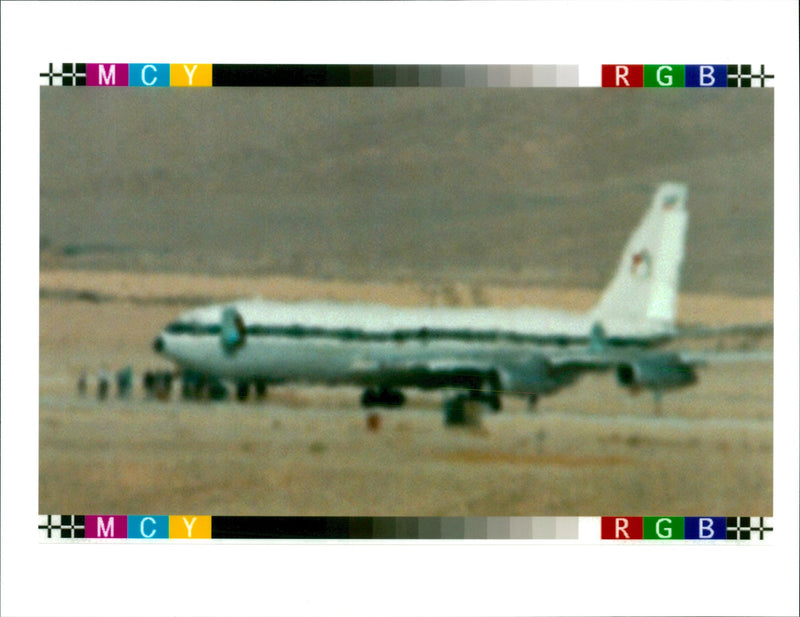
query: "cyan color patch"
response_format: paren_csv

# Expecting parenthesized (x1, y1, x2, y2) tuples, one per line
(128, 516, 169, 539)
(129, 64, 170, 87)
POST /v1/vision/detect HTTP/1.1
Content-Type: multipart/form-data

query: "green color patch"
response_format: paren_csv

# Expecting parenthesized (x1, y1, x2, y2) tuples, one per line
(644, 517, 685, 540)
(644, 65, 684, 88)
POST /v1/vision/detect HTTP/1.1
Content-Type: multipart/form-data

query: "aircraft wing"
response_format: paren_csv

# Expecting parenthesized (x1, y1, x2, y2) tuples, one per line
(349, 358, 497, 391)
(546, 347, 773, 368)
(349, 345, 772, 401)
(672, 322, 773, 340)
(544, 346, 772, 396)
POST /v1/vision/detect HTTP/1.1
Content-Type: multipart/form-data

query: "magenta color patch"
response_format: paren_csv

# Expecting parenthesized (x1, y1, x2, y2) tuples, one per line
(85, 515, 128, 538)
(86, 63, 129, 86)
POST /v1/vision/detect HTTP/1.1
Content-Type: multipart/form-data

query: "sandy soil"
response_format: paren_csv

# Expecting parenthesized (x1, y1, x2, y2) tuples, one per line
(38, 273, 773, 516)
(40, 268, 773, 324)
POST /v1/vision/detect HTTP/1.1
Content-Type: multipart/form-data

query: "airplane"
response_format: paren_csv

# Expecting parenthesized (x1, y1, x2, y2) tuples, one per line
(151, 183, 771, 422)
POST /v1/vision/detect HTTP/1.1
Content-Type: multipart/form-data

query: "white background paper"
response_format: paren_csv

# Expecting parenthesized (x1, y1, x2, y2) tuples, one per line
(2, 2, 798, 615)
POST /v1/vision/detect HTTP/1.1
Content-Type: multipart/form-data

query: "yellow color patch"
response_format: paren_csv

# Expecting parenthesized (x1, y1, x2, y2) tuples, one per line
(169, 515, 212, 539)
(170, 64, 212, 87)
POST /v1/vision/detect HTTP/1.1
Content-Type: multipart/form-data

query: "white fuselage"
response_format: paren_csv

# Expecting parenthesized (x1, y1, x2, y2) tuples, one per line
(155, 299, 670, 389)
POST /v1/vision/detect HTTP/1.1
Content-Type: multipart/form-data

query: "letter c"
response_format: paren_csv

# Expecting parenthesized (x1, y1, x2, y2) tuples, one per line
(141, 516, 156, 538)
(142, 64, 157, 87)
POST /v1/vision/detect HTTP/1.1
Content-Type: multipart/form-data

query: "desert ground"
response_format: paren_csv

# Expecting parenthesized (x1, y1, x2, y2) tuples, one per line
(39, 271, 773, 516)
(38, 88, 774, 516)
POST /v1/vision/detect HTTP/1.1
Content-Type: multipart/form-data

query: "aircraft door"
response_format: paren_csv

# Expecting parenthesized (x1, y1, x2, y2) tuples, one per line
(221, 307, 246, 354)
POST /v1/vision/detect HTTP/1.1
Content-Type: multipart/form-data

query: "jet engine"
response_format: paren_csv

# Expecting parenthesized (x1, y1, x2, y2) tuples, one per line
(616, 353, 697, 392)
(220, 306, 246, 354)
(500, 355, 570, 396)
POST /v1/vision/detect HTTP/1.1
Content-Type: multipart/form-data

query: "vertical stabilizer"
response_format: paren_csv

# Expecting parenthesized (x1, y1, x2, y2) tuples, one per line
(590, 183, 688, 334)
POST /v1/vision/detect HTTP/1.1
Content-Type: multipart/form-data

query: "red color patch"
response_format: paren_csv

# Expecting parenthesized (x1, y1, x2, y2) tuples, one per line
(601, 516, 643, 539)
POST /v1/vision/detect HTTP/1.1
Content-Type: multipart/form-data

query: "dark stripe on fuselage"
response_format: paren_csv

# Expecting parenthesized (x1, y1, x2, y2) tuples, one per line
(164, 322, 665, 348)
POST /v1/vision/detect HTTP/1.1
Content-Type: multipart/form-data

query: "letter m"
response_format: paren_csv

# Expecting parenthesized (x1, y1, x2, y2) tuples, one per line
(99, 64, 116, 85)
(97, 516, 115, 537)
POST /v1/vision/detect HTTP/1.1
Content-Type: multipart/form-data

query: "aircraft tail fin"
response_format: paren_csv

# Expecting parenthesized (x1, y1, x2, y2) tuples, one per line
(590, 183, 688, 334)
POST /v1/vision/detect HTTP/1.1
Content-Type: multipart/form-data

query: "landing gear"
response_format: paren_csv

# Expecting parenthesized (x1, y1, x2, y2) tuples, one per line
(444, 394, 483, 427)
(236, 381, 250, 402)
(360, 387, 406, 408)
(526, 393, 539, 413)
(255, 379, 268, 399)
(470, 390, 501, 412)
(476, 370, 503, 412)
(208, 378, 228, 401)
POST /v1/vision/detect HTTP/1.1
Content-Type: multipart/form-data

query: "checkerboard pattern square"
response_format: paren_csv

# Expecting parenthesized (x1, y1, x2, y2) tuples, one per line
(727, 64, 774, 88)
(726, 516, 773, 540)
(38, 515, 86, 539)
(40, 63, 86, 86)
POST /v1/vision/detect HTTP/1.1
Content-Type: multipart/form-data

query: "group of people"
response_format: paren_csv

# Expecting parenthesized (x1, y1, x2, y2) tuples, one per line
(78, 366, 172, 400)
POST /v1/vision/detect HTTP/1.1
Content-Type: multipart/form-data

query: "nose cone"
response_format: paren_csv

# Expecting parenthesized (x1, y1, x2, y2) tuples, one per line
(152, 336, 165, 354)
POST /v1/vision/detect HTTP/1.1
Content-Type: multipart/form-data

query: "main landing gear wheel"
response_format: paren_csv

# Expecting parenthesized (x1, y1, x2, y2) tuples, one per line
(444, 394, 483, 428)
(236, 381, 250, 402)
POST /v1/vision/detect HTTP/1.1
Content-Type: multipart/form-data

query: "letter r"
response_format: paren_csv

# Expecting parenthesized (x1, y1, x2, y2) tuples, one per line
(615, 518, 630, 539)
(615, 66, 630, 87)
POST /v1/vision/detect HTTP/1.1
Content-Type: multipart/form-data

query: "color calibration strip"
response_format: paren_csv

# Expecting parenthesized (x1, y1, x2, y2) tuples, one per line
(600, 516, 774, 540)
(38, 64, 579, 87)
(38, 515, 773, 541)
(37, 516, 577, 540)
(39, 63, 774, 88)
(601, 64, 774, 88)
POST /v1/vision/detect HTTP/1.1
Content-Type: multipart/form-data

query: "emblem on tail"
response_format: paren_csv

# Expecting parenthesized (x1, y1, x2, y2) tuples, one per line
(591, 183, 689, 335)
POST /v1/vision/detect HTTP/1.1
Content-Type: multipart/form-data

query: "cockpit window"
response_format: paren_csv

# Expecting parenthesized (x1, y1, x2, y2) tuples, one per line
(165, 321, 221, 335)
(165, 321, 191, 333)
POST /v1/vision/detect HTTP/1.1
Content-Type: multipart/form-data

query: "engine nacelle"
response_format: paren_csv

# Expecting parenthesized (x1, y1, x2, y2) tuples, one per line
(616, 354, 697, 391)
(500, 355, 574, 396)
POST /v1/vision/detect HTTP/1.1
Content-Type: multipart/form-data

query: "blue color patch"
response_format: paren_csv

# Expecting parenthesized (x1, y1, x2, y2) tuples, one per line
(129, 64, 170, 87)
(685, 65, 728, 87)
(685, 517, 727, 539)
(128, 515, 169, 539)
